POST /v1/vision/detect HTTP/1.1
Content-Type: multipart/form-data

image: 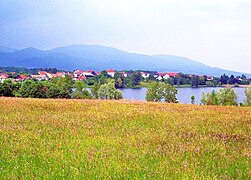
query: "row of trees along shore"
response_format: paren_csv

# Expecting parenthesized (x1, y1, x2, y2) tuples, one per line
(0, 74, 251, 106)
(145, 82, 251, 107)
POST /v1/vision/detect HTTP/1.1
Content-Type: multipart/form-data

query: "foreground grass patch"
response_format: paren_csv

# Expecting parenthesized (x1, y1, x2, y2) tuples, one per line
(0, 98, 250, 179)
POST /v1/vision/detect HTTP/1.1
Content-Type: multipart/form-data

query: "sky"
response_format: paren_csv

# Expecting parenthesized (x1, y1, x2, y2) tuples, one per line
(0, 0, 251, 73)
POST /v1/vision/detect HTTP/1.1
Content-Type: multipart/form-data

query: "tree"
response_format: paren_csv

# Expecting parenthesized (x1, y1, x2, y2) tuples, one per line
(91, 83, 101, 99)
(243, 87, 251, 106)
(206, 81, 214, 87)
(145, 82, 162, 102)
(191, 75, 199, 87)
(130, 72, 141, 87)
(97, 81, 123, 100)
(0, 80, 20, 97)
(217, 88, 238, 106)
(145, 82, 177, 103)
(73, 80, 92, 99)
(219, 74, 229, 85)
(115, 78, 123, 88)
(191, 95, 195, 104)
(200, 90, 219, 105)
(201, 88, 238, 106)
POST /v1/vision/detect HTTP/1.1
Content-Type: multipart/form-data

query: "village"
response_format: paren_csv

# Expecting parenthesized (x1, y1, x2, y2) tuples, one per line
(0, 69, 216, 83)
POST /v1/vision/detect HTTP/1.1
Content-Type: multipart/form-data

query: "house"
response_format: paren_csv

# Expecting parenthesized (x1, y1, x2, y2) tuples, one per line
(87, 70, 96, 76)
(141, 72, 150, 79)
(38, 71, 47, 76)
(15, 74, 28, 82)
(46, 73, 53, 79)
(30, 75, 47, 81)
(0, 73, 9, 83)
(156, 73, 163, 80)
(78, 76, 87, 81)
(207, 76, 214, 81)
(163, 73, 170, 80)
(80, 71, 95, 78)
(73, 70, 84, 78)
(54, 72, 65, 78)
(121, 72, 128, 77)
(157, 76, 163, 80)
(166, 72, 178, 78)
(107, 69, 116, 77)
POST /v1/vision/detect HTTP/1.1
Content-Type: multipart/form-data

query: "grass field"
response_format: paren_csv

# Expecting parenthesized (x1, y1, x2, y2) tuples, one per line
(0, 97, 250, 179)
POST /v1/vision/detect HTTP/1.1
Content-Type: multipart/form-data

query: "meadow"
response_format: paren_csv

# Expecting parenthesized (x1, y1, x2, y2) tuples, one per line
(0, 97, 250, 179)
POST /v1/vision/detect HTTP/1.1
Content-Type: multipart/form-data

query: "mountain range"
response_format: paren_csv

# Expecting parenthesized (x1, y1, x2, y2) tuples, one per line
(0, 44, 249, 77)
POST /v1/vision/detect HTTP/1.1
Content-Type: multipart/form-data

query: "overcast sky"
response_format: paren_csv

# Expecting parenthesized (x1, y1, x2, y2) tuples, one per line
(0, 0, 250, 73)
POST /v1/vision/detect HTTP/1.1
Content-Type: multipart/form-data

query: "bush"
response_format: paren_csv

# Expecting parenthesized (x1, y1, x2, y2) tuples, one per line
(243, 87, 251, 106)
(205, 81, 214, 87)
(98, 81, 123, 100)
(146, 82, 177, 103)
(201, 88, 238, 106)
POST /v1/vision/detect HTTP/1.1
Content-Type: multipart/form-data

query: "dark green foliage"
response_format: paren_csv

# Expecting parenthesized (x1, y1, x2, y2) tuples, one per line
(191, 95, 195, 104)
(191, 75, 199, 87)
(0, 80, 20, 97)
(130, 72, 141, 87)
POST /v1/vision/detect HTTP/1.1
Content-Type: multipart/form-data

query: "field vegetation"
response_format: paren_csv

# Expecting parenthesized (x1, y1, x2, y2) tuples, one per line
(0, 97, 250, 179)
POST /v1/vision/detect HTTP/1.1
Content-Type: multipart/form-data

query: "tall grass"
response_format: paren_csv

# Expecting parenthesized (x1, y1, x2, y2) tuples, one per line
(0, 97, 250, 179)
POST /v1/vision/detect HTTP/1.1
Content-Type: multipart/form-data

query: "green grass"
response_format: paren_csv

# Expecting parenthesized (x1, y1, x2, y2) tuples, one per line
(0, 97, 250, 179)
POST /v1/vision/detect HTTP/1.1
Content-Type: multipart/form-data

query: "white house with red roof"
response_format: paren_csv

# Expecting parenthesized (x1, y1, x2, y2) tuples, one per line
(107, 69, 116, 77)
(0, 73, 9, 83)
(30, 75, 48, 81)
(166, 72, 178, 78)
(15, 74, 28, 82)
(80, 71, 95, 78)
(141, 72, 150, 79)
(163, 73, 170, 80)
(78, 76, 87, 80)
(207, 76, 214, 81)
(38, 71, 47, 76)
(73, 70, 84, 78)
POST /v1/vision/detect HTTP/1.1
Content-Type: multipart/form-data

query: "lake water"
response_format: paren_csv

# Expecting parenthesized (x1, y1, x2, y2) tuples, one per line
(120, 87, 246, 104)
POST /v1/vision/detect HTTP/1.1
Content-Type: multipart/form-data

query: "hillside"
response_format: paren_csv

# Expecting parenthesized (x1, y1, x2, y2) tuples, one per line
(0, 44, 250, 76)
(0, 46, 18, 53)
(0, 98, 250, 179)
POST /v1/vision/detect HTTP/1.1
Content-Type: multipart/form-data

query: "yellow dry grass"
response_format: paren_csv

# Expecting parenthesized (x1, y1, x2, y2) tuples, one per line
(0, 97, 250, 179)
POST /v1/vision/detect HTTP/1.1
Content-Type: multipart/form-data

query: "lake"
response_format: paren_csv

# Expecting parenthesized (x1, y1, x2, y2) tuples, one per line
(120, 87, 246, 104)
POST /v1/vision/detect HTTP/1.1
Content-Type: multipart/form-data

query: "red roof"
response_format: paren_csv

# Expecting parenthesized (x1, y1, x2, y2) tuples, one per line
(73, 70, 84, 75)
(165, 72, 178, 77)
(97, 71, 102, 75)
(78, 76, 86, 80)
(17, 74, 28, 79)
(158, 73, 163, 76)
(107, 69, 115, 73)
(0, 73, 9, 78)
(87, 70, 95, 73)
(55, 72, 64, 77)
(38, 71, 47, 75)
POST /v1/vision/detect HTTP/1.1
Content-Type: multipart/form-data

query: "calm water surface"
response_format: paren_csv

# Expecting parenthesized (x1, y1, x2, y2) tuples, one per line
(120, 87, 246, 104)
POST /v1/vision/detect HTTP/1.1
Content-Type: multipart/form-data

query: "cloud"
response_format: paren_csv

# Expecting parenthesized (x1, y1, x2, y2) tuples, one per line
(0, 0, 250, 72)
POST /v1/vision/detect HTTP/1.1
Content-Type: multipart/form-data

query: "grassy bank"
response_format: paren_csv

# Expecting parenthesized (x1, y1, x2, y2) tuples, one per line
(0, 98, 250, 179)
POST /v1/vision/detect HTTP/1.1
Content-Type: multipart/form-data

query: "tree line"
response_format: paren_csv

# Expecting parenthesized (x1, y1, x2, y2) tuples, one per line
(0, 75, 251, 106)
(0, 75, 123, 100)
